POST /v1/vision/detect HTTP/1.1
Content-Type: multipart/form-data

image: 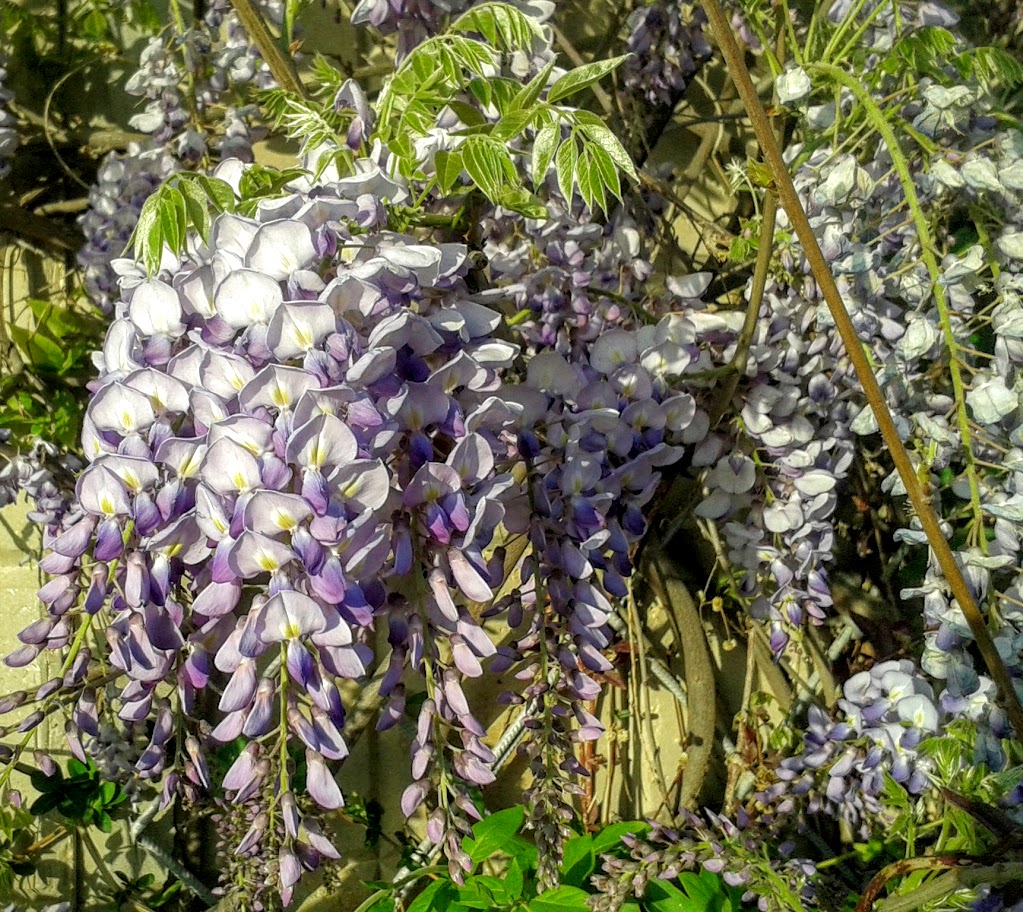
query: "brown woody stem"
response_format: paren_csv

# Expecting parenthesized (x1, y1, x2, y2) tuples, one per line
(229, 0, 305, 98)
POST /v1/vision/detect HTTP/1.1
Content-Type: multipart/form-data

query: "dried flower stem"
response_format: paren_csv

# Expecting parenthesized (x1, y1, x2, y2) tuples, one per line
(700, 0, 1023, 743)
(874, 862, 1023, 912)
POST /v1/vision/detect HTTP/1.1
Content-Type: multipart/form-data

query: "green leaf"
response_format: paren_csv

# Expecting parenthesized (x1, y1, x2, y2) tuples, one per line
(131, 190, 162, 275)
(504, 857, 525, 900)
(532, 121, 560, 187)
(310, 53, 348, 97)
(528, 885, 592, 912)
(98, 781, 118, 806)
(591, 822, 650, 854)
(29, 792, 63, 817)
(462, 135, 517, 202)
(29, 768, 63, 794)
(492, 109, 535, 142)
(559, 834, 593, 887)
(194, 175, 238, 213)
(677, 870, 726, 908)
(259, 89, 350, 161)
(452, 3, 544, 51)
(487, 77, 525, 116)
(176, 177, 211, 243)
(9, 326, 66, 373)
(555, 136, 578, 205)
(407, 879, 457, 912)
(448, 100, 489, 127)
(462, 139, 503, 200)
(80, 8, 109, 40)
(576, 149, 606, 213)
(643, 879, 704, 912)
(128, 0, 162, 33)
(458, 876, 509, 906)
(497, 186, 547, 219)
(435, 149, 465, 195)
(954, 46, 1023, 88)
(27, 300, 102, 339)
(589, 144, 621, 202)
(576, 120, 637, 181)
(67, 758, 91, 779)
(94, 810, 113, 834)
(882, 27, 958, 78)
(465, 806, 524, 864)
(389, 134, 417, 172)
(547, 55, 629, 105)
(511, 59, 557, 112)
(453, 889, 494, 908)
(468, 77, 493, 109)
(162, 187, 187, 255)
(503, 834, 539, 869)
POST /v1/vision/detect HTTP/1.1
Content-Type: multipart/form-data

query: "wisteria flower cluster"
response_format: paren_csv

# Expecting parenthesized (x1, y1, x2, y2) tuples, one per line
(588, 812, 818, 912)
(78, 0, 280, 312)
(0, 53, 17, 181)
(622, 2, 712, 110)
(351, 0, 555, 59)
(0, 438, 80, 529)
(765, 660, 945, 837)
(351, 0, 474, 57)
(694, 1, 1023, 729)
(78, 145, 182, 313)
(9, 0, 1023, 909)
(4, 83, 714, 894)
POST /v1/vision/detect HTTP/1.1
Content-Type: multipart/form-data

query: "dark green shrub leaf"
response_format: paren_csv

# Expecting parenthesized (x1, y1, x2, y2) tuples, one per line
(465, 806, 525, 863)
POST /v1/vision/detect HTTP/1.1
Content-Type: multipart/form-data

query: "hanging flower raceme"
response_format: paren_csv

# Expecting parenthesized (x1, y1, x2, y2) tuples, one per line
(3, 6, 727, 886)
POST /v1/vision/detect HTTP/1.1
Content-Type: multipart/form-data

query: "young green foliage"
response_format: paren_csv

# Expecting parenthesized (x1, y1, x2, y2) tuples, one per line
(130, 174, 237, 275)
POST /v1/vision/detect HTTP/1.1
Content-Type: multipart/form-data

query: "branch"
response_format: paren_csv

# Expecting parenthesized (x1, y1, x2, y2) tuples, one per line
(863, 860, 1023, 912)
(645, 539, 715, 814)
(0, 205, 84, 252)
(229, 0, 306, 98)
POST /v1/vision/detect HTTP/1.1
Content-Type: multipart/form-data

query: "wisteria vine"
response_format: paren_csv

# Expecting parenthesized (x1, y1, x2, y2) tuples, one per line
(2, 0, 1023, 910)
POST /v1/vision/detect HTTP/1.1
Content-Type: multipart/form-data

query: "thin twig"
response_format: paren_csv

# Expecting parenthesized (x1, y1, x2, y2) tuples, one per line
(137, 831, 217, 906)
(0, 205, 85, 252)
(711, 4, 789, 427)
(229, 0, 306, 98)
(606, 611, 689, 710)
(33, 198, 90, 216)
(853, 855, 962, 912)
(625, 581, 672, 812)
(874, 864, 1023, 912)
(709, 190, 776, 428)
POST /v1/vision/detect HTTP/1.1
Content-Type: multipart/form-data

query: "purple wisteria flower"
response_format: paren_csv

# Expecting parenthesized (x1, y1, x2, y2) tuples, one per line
(764, 660, 946, 837)
(5, 120, 716, 899)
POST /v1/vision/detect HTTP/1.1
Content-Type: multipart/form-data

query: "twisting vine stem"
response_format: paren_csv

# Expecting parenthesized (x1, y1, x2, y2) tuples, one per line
(699, 0, 1023, 742)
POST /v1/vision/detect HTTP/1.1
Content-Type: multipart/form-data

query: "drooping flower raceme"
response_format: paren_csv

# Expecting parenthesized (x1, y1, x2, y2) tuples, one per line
(764, 660, 946, 838)
(6, 117, 713, 898)
(77, 0, 278, 312)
